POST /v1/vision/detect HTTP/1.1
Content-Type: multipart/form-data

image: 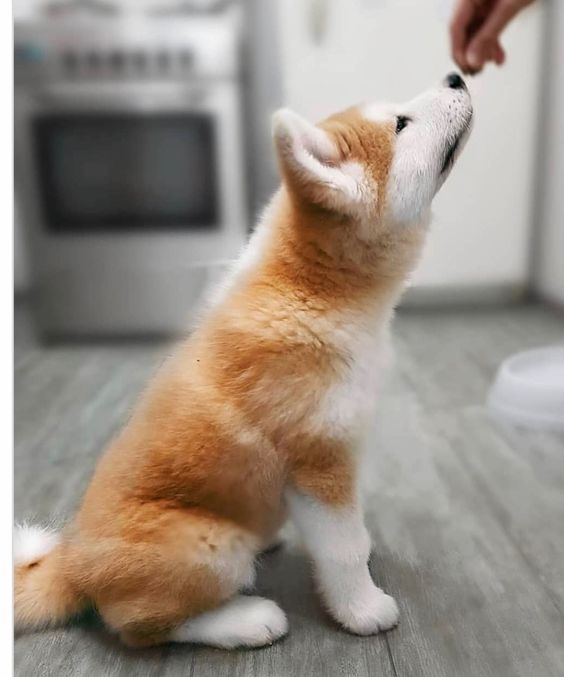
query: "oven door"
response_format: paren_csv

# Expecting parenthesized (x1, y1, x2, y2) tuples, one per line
(36, 111, 220, 233)
(15, 82, 248, 335)
(20, 81, 246, 237)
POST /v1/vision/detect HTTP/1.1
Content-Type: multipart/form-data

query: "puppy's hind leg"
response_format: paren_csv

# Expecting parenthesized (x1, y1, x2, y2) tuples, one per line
(95, 510, 288, 649)
(171, 595, 288, 649)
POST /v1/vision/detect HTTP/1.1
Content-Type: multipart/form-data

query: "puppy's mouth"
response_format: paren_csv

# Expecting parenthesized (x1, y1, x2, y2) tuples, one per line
(440, 121, 471, 176)
(440, 136, 461, 176)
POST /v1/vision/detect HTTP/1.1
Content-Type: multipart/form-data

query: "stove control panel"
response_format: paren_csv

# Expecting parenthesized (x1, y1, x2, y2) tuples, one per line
(57, 47, 196, 79)
(15, 17, 240, 86)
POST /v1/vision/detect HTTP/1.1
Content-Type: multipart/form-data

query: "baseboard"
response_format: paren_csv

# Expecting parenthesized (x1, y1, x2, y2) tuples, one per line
(400, 283, 529, 309)
(529, 289, 564, 315)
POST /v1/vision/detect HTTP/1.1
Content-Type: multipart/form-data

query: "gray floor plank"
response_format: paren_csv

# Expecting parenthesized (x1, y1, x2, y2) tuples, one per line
(436, 411, 564, 613)
(394, 306, 564, 613)
(361, 385, 564, 677)
(14, 303, 564, 676)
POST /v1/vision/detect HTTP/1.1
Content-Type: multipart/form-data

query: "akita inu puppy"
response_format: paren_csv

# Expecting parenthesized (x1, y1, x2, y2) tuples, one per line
(15, 73, 472, 649)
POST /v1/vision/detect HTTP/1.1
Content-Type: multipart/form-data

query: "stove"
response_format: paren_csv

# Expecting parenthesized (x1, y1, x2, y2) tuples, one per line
(15, 8, 248, 337)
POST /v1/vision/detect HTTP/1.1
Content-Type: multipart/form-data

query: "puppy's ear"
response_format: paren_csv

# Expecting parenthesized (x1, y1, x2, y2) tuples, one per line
(272, 108, 370, 212)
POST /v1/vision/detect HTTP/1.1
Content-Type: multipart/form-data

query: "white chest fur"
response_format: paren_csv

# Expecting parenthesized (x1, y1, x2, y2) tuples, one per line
(311, 310, 393, 441)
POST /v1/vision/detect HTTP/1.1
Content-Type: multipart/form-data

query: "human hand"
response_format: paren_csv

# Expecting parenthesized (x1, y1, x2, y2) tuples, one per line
(449, 0, 536, 74)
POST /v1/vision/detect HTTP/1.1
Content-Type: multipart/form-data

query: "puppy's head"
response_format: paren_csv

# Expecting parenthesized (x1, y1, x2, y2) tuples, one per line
(273, 73, 473, 233)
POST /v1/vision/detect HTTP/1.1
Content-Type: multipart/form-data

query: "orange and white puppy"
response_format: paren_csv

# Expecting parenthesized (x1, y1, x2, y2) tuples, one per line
(14, 74, 472, 649)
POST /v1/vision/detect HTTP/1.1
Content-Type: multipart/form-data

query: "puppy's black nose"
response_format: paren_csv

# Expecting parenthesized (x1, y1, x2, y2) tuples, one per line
(445, 72, 466, 90)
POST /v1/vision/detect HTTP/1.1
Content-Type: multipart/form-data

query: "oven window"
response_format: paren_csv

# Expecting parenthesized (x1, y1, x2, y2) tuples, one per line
(35, 114, 219, 232)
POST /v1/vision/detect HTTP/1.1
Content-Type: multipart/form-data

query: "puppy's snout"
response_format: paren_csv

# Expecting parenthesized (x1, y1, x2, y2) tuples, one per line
(444, 72, 466, 91)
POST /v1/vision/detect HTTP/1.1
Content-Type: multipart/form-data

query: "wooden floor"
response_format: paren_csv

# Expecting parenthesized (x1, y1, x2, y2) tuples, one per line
(14, 303, 564, 677)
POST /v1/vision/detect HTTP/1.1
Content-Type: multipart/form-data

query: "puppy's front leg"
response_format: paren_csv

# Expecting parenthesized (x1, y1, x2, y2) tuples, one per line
(286, 489, 399, 635)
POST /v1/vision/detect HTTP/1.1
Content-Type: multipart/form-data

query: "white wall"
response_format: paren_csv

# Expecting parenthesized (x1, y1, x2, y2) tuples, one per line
(534, 0, 564, 307)
(274, 0, 544, 295)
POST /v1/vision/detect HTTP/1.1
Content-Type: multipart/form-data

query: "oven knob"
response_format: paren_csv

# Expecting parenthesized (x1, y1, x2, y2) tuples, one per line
(109, 50, 125, 74)
(132, 51, 147, 76)
(156, 50, 170, 74)
(86, 50, 101, 72)
(179, 49, 194, 71)
(61, 50, 78, 75)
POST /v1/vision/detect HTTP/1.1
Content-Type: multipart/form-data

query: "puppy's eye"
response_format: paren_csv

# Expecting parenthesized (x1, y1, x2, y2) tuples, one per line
(395, 116, 410, 134)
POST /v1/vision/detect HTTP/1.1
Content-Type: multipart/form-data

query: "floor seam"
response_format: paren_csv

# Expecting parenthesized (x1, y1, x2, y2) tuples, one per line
(385, 635, 400, 677)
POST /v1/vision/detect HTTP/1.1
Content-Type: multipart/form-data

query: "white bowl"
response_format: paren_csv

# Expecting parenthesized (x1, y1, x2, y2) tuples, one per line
(487, 345, 564, 431)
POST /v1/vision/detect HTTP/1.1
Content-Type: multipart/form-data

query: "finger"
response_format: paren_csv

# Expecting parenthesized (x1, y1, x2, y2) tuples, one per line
(464, 36, 494, 72)
(470, 38, 504, 71)
(485, 40, 499, 63)
(493, 40, 506, 65)
(449, 0, 476, 72)
(466, 0, 522, 70)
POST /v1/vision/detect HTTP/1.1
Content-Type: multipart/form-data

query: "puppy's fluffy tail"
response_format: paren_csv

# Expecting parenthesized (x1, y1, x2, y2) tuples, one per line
(14, 524, 86, 631)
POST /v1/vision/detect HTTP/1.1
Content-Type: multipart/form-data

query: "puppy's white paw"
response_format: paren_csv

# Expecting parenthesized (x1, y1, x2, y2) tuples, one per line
(173, 595, 288, 649)
(231, 598, 289, 648)
(334, 588, 399, 636)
